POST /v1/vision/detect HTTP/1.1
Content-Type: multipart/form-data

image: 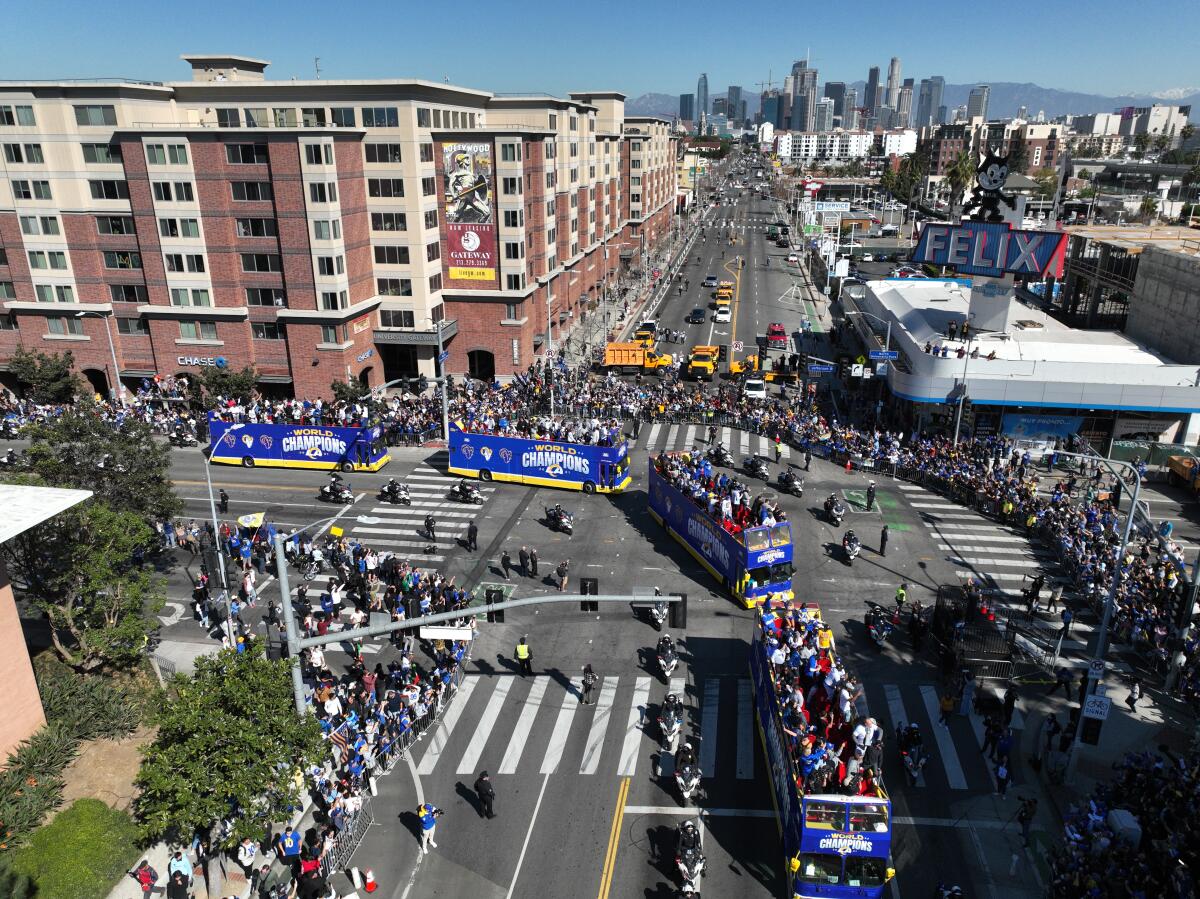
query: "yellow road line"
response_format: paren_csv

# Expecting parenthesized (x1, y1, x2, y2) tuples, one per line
(596, 776, 630, 899)
(723, 256, 743, 346)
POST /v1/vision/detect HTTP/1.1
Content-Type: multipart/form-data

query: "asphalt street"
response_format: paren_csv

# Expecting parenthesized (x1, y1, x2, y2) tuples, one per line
(146, 191, 1130, 898)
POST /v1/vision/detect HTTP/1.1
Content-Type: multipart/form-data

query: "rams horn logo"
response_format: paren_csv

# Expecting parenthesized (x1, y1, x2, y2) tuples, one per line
(260, 436, 273, 449)
(222, 433, 236, 447)
(461, 445, 475, 460)
(241, 435, 254, 449)
(480, 446, 493, 462)
(304, 447, 323, 460)
(546, 463, 564, 477)
(499, 448, 513, 464)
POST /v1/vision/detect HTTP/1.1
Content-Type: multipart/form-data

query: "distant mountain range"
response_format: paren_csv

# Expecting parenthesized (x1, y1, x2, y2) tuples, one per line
(627, 82, 1199, 122)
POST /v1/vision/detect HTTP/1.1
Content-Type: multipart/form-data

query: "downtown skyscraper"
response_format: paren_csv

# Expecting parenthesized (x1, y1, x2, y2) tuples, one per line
(697, 73, 709, 118)
(885, 57, 901, 109)
(865, 66, 880, 113)
(915, 76, 945, 128)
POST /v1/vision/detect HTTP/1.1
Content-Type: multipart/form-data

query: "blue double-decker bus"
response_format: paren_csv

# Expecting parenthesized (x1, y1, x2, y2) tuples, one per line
(647, 451, 793, 608)
(750, 619, 895, 898)
(447, 422, 631, 493)
(207, 414, 390, 471)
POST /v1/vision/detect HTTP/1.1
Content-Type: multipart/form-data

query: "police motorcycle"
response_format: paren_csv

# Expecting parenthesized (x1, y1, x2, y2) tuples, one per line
(0, 447, 25, 469)
(545, 503, 574, 535)
(658, 692, 683, 751)
(935, 884, 964, 898)
(169, 426, 198, 448)
(675, 819, 706, 890)
(318, 473, 355, 504)
(706, 443, 734, 467)
(866, 605, 893, 650)
(842, 529, 861, 563)
(378, 478, 412, 505)
(657, 634, 679, 679)
(299, 545, 327, 581)
(648, 586, 669, 630)
(824, 494, 845, 527)
(896, 722, 929, 785)
(743, 454, 770, 480)
(448, 479, 483, 505)
(779, 468, 804, 497)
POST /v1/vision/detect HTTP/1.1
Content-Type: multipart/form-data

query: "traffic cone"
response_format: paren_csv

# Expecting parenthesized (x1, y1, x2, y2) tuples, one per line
(364, 869, 378, 893)
(845, 459, 852, 473)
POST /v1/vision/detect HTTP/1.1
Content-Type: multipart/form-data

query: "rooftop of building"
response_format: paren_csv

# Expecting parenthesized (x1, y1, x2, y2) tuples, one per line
(0, 485, 93, 545)
(1064, 224, 1200, 255)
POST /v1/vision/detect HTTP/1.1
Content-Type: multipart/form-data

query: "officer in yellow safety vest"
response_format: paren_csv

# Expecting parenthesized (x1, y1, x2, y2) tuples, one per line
(895, 583, 908, 612)
(515, 635, 533, 677)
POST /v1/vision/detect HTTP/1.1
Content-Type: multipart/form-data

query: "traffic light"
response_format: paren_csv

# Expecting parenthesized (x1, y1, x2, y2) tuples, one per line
(418, 375, 430, 393)
(579, 577, 599, 613)
(718, 344, 729, 362)
(485, 587, 505, 623)
(668, 592, 688, 628)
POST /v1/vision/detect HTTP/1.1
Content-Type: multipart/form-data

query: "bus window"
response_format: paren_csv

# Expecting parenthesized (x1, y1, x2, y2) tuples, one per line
(770, 522, 792, 546)
(745, 527, 771, 552)
(844, 857, 888, 887)
(804, 800, 845, 830)
(795, 854, 842, 884)
(848, 802, 890, 833)
(768, 562, 794, 582)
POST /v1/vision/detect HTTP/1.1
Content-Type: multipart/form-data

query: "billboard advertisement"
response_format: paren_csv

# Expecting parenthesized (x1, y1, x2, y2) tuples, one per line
(442, 142, 496, 286)
(912, 222, 1066, 278)
(1000, 414, 1083, 441)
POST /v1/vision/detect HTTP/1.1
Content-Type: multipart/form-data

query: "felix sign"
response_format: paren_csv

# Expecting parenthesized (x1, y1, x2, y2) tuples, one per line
(912, 221, 1065, 278)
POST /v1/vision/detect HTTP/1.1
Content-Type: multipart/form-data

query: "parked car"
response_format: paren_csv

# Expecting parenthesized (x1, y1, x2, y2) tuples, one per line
(687, 307, 706, 324)
(787, 253, 800, 264)
(860, 253, 875, 263)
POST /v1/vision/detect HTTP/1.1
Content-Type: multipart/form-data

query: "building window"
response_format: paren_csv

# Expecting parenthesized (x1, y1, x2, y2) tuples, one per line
(246, 287, 287, 307)
(361, 107, 399, 128)
(308, 182, 337, 203)
(170, 288, 211, 307)
(304, 143, 334, 166)
(545, 143, 556, 160)
(321, 324, 348, 344)
(379, 309, 415, 328)
(425, 242, 440, 262)
(371, 212, 407, 232)
(227, 143, 269, 164)
(367, 178, 404, 198)
(504, 241, 524, 260)
(247, 109, 270, 127)
(179, 321, 218, 341)
(0, 105, 36, 126)
(320, 290, 348, 311)
(14, 179, 36, 200)
(231, 182, 273, 202)
(73, 105, 117, 126)
(81, 143, 121, 164)
(252, 322, 286, 341)
(216, 108, 241, 128)
(35, 284, 74, 303)
(0, 283, 14, 300)
(316, 257, 337, 276)
(501, 143, 521, 162)
(420, 143, 434, 162)
(241, 253, 282, 273)
(29, 180, 51, 200)
(110, 284, 148, 303)
(301, 108, 327, 128)
(236, 217, 277, 237)
(164, 254, 202, 273)
(272, 108, 297, 128)
(423, 209, 438, 230)
(502, 176, 521, 195)
(146, 143, 188, 165)
(3, 143, 42, 164)
(428, 273, 442, 293)
(548, 114, 557, 129)
(116, 317, 148, 335)
(47, 316, 85, 336)
(89, 179, 129, 200)
(377, 278, 412, 296)
(421, 176, 436, 196)
(313, 219, 341, 240)
(365, 143, 402, 163)
(503, 209, 523, 227)
(103, 251, 142, 270)
(374, 246, 410, 266)
(330, 107, 356, 128)
(416, 108, 431, 128)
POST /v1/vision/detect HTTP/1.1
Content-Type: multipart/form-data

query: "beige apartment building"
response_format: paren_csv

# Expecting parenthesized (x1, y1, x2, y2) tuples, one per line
(0, 55, 678, 395)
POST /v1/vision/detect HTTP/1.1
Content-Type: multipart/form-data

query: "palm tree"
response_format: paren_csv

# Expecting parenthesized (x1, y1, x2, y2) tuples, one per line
(1138, 194, 1158, 223)
(945, 150, 976, 219)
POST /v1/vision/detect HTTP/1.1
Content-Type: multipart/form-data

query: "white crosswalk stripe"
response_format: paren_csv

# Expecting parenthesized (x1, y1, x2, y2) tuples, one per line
(499, 678, 548, 774)
(919, 686, 968, 789)
(666, 424, 680, 450)
(540, 688, 578, 775)
(456, 678, 513, 774)
(617, 677, 652, 776)
(417, 677, 479, 775)
(938, 544, 1053, 557)
(739, 431, 750, 455)
(646, 423, 662, 449)
(699, 678, 720, 778)
(684, 425, 697, 448)
(581, 677, 618, 775)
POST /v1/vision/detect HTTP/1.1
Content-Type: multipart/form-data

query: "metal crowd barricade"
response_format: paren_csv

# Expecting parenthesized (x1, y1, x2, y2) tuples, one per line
(319, 795, 376, 878)
(370, 647, 472, 776)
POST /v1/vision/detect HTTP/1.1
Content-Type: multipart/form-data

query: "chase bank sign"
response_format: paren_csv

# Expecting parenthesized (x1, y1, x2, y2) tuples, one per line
(177, 355, 228, 368)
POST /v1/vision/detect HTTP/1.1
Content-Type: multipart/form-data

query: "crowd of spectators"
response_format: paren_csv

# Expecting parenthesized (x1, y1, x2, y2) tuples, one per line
(1049, 748, 1198, 898)
(758, 600, 884, 798)
(653, 449, 786, 537)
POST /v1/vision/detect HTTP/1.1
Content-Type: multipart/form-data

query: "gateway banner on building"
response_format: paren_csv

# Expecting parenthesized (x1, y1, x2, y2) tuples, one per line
(441, 142, 496, 285)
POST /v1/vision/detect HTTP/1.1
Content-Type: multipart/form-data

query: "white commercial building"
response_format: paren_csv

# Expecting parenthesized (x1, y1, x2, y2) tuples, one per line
(841, 278, 1200, 445)
(783, 130, 872, 164)
(881, 129, 917, 157)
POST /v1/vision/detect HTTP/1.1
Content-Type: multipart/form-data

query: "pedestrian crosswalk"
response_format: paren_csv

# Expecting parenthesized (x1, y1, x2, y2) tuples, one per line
(413, 670, 1015, 795)
(636, 423, 790, 461)
(898, 481, 1096, 654)
(345, 450, 495, 565)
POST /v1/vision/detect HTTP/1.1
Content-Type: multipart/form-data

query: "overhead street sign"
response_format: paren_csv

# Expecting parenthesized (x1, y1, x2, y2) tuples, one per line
(869, 350, 899, 360)
(807, 364, 834, 374)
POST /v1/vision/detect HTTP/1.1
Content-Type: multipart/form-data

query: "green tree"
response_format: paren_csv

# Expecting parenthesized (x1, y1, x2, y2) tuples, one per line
(8, 347, 81, 405)
(13, 503, 165, 673)
(1032, 167, 1059, 197)
(1139, 194, 1159, 222)
(1181, 124, 1195, 143)
(330, 378, 363, 405)
(946, 150, 977, 218)
(1132, 132, 1151, 159)
(1152, 134, 1171, 153)
(135, 643, 325, 847)
(18, 410, 179, 523)
(186, 364, 259, 409)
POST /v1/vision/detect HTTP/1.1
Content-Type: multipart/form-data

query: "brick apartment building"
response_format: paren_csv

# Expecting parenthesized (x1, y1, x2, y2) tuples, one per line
(920, 118, 1060, 176)
(0, 55, 677, 398)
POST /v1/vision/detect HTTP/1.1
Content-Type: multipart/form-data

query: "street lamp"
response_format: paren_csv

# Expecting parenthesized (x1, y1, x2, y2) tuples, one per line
(75, 310, 126, 408)
(200, 425, 240, 646)
(952, 313, 978, 445)
(844, 309, 892, 353)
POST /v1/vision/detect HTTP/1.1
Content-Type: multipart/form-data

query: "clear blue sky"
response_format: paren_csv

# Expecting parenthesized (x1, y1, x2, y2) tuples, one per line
(5, 0, 1197, 99)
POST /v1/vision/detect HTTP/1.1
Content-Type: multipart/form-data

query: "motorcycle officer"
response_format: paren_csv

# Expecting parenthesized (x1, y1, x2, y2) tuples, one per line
(678, 819, 702, 853)
(675, 740, 697, 772)
(657, 633, 675, 661)
(842, 529, 859, 550)
(425, 513, 436, 541)
(662, 691, 683, 724)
